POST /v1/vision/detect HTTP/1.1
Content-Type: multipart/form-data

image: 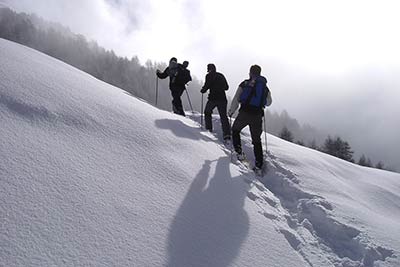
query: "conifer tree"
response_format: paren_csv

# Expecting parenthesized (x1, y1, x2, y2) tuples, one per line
(280, 126, 294, 142)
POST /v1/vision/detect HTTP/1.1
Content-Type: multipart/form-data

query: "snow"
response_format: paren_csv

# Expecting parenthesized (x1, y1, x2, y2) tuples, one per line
(1, 38, 399, 267)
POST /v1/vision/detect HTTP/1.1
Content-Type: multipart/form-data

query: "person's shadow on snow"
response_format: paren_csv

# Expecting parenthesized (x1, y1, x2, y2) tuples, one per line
(166, 158, 250, 267)
(155, 119, 213, 142)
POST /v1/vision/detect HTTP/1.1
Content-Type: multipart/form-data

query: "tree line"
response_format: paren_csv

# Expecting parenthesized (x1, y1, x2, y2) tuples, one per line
(0, 7, 204, 113)
(279, 126, 389, 171)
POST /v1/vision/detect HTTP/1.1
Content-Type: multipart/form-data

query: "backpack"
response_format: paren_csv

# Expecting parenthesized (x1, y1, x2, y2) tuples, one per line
(171, 64, 191, 85)
(239, 76, 269, 112)
(168, 61, 179, 84)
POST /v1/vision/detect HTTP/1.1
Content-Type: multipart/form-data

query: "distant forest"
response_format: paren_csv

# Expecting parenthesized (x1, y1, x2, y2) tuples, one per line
(0, 7, 392, 172)
(0, 7, 205, 113)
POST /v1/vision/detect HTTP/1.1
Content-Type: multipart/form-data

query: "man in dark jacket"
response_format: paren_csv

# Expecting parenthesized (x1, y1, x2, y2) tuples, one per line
(156, 57, 191, 116)
(228, 65, 272, 172)
(200, 64, 231, 141)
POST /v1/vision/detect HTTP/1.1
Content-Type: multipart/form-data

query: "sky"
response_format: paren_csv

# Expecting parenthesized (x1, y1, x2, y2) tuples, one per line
(2, 0, 400, 169)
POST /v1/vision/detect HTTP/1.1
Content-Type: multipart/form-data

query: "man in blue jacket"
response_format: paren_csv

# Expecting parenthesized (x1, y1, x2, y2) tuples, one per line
(228, 65, 272, 172)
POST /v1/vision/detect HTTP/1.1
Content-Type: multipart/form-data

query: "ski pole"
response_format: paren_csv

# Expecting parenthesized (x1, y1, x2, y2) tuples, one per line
(185, 88, 194, 114)
(200, 93, 204, 129)
(229, 115, 233, 161)
(155, 74, 159, 107)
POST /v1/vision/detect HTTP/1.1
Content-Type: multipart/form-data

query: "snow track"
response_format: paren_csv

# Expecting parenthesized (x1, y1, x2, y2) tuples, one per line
(246, 153, 395, 267)
(187, 112, 399, 267)
(188, 112, 397, 266)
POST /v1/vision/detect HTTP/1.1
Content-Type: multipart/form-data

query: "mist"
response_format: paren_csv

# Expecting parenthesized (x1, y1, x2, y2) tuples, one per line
(2, 0, 399, 170)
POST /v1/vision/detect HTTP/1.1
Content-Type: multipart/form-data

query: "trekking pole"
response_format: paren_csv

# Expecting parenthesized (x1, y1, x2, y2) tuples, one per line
(155, 74, 159, 107)
(185, 88, 194, 114)
(229, 115, 233, 161)
(263, 112, 268, 154)
(200, 93, 204, 129)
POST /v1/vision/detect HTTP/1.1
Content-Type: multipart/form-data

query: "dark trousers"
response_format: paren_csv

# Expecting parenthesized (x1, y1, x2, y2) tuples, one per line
(232, 111, 263, 167)
(171, 87, 185, 116)
(204, 99, 231, 138)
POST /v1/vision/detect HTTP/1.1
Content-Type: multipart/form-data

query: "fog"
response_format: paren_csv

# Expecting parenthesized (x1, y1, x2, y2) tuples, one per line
(2, 0, 399, 170)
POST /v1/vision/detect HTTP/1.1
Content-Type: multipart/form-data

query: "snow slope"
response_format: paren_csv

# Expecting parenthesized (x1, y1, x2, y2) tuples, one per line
(1, 38, 399, 267)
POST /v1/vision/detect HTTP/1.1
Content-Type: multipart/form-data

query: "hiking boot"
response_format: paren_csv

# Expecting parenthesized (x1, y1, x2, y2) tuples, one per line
(255, 161, 263, 169)
(223, 135, 231, 145)
(253, 165, 263, 176)
(234, 151, 246, 162)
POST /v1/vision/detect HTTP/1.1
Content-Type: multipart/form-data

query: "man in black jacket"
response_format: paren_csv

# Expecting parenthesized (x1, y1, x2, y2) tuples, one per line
(200, 64, 231, 141)
(157, 57, 191, 116)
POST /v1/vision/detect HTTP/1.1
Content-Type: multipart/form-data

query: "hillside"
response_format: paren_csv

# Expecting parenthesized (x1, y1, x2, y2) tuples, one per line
(1, 38, 399, 267)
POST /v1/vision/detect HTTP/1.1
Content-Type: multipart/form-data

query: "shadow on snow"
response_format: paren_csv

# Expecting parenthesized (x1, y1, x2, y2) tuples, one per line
(166, 158, 250, 267)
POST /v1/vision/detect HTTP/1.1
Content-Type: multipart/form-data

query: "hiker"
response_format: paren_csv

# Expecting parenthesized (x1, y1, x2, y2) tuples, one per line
(228, 64, 272, 171)
(157, 57, 191, 116)
(182, 60, 192, 84)
(200, 63, 231, 142)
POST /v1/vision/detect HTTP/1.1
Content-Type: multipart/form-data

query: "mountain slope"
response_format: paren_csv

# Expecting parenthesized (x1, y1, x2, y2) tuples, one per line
(1, 38, 399, 267)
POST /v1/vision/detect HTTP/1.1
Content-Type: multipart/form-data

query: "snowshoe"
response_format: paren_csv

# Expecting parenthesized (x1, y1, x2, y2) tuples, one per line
(234, 151, 246, 162)
(223, 138, 231, 147)
(253, 166, 263, 177)
(253, 164, 268, 177)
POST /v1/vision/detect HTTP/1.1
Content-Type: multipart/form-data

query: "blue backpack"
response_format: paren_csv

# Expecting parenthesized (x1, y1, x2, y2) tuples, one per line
(239, 76, 269, 112)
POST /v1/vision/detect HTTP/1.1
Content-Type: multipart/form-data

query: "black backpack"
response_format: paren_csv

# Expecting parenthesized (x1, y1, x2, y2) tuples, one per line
(173, 64, 191, 85)
(168, 61, 179, 84)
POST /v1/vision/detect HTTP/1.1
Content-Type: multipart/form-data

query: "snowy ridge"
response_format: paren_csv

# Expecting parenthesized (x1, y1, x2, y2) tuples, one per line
(1, 38, 400, 267)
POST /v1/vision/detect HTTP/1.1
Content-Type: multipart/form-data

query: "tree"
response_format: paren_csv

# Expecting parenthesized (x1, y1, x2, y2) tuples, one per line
(280, 126, 293, 142)
(339, 140, 354, 162)
(323, 136, 354, 162)
(376, 161, 385, 169)
(296, 140, 305, 146)
(308, 139, 318, 150)
(358, 155, 367, 166)
(323, 136, 335, 155)
(365, 158, 372, 167)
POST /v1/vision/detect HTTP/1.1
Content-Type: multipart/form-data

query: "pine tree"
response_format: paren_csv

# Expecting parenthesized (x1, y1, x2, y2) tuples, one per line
(358, 155, 367, 166)
(308, 139, 318, 150)
(296, 140, 305, 146)
(323, 136, 354, 162)
(365, 158, 372, 167)
(280, 126, 293, 142)
(376, 161, 384, 169)
(338, 138, 354, 162)
(323, 136, 335, 155)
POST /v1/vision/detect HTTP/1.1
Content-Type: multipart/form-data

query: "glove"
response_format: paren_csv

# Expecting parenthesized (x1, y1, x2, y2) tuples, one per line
(156, 69, 161, 74)
(200, 88, 207, 94)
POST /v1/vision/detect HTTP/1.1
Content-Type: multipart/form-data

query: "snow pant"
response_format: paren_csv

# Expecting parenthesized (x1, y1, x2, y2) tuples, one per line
(204, 99, 231, 139)
(170, 86, 185, 116)
(232, 111, 263, 168)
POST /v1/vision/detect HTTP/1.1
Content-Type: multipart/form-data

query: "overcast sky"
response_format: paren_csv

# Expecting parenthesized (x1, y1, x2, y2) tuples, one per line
(2, 0, 400, 169)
